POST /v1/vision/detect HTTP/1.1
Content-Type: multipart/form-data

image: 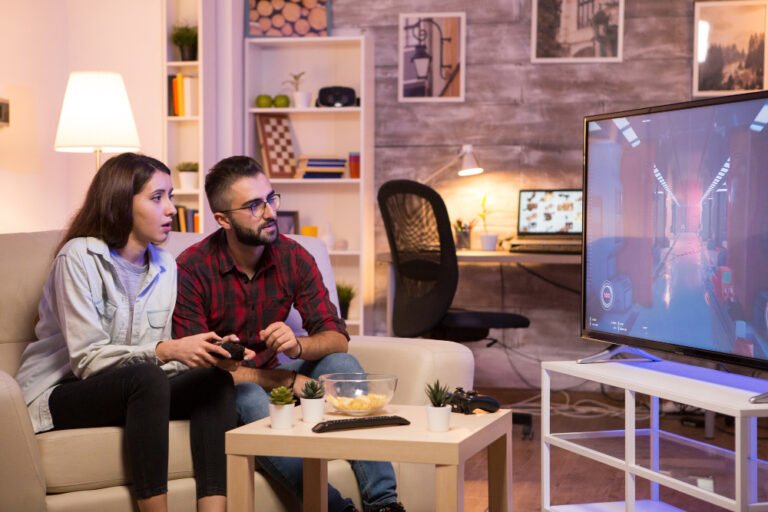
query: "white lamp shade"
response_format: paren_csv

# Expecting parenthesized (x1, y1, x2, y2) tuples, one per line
(457, 144, 484, 176)
(54, 71, 140, 153)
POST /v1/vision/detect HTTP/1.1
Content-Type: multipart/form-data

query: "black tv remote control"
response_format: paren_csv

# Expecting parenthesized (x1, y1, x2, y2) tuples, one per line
(312, 415, 411, 433)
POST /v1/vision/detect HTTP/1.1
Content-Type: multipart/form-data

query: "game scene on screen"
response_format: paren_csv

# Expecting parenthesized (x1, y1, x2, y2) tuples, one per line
(584, 96, 768, 362)
(518, 190, 582, 234)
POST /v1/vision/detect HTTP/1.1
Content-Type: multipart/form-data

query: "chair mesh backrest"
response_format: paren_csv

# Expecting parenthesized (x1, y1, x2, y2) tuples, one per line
(377, 180, 459, 337)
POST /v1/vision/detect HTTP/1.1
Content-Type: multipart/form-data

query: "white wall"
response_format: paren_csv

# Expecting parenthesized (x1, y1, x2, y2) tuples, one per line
(0, 0, 163, 234)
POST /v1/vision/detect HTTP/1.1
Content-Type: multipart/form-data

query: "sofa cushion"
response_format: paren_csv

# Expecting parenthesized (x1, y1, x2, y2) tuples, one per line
(38, 421, 193, 493)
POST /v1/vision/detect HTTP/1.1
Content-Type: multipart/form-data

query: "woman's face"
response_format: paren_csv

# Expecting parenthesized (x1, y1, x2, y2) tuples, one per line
(130, 170, 176, 247)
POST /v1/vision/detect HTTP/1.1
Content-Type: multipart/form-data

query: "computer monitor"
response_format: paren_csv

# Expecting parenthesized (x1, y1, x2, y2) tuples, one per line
(517, 189, 583, 236)
(582, 90, 768, 370)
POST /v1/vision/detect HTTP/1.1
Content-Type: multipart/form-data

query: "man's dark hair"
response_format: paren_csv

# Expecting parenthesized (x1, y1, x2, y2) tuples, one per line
(205, 156, 265, 212)
(59, 153, 171, 252)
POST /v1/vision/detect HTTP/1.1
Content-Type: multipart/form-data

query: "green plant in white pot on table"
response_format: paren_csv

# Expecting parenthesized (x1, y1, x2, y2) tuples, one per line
(425, 379, 452, 432)
(176, 161, 199, 190)
(283, 71, 311, 108)
(477, 194, 498, 251)
(300, 379, 325, 424)
(269, 385, 295, 429)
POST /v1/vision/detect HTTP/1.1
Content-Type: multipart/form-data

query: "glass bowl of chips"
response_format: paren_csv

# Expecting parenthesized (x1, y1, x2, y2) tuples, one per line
(319, 373, 398, 416)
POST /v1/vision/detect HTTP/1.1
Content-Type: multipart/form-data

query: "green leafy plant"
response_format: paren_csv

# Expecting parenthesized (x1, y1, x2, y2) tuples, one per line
(170, 24, 198, 48)
(283, 72, 306, 92)
(269, 385, 295, 405)
(476, 194, 491, 232)
(176, 161, 199, 173)
(425, 379, 451, 407)
(300, 380, 325, 399)
(336, 282, 355, 306)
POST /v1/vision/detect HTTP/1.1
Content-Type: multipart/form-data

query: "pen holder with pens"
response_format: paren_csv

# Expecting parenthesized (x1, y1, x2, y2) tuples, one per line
(454, 224, 471, 250)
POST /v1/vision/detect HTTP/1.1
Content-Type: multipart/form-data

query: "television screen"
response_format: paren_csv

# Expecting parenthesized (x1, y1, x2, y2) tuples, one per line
(518, 189, 583, 235)
(582, 91, 768, 369)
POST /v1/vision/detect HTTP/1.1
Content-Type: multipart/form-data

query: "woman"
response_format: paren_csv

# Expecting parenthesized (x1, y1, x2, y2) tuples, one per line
(15, 153, 248, 512)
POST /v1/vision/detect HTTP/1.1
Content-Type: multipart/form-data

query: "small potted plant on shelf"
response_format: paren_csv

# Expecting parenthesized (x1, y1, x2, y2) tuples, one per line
(176, 161, 199, 190)
(425, 379, 452, 432)
(336, 282, 355, 320)
(300, 379, 325, 424)
(477, 194, 498, 251)
(171, 24, 198, 61)
(268, 385, 295, 429)
(283, 71, 311, 108)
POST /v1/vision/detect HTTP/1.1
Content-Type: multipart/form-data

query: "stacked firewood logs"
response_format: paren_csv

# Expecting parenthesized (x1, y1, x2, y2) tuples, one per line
(248, 0, 328, 37)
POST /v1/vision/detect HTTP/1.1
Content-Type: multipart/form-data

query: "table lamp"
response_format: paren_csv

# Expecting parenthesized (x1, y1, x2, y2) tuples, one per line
(422, 144, 484, 185)
(54, 71, 141, 171)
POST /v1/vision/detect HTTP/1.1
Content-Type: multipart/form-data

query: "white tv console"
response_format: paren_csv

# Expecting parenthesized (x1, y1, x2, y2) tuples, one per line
(541, 359, 768, 511)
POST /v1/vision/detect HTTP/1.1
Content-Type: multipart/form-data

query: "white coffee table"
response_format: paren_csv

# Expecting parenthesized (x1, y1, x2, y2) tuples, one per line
(226, 404, 513, 512)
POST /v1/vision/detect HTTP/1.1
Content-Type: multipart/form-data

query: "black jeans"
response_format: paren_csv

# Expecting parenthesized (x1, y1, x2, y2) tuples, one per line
(49, 363, 235, 500)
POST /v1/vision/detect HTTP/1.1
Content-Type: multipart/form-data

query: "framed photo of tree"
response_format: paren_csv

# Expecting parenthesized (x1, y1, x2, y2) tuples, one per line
(693, 0, 768, 97)
(531, 0, 624, 63)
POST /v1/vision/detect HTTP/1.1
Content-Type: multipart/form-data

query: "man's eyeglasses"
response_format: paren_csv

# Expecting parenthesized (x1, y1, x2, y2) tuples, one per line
(219, 193, 281, 218)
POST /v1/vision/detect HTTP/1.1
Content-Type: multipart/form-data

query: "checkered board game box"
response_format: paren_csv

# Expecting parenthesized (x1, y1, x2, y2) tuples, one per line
(256, 114, 297, 178)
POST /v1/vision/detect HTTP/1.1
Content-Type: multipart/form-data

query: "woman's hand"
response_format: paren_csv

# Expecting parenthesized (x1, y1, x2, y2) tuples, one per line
(156, 332, 230, 368)
(214, 335, 256, 372)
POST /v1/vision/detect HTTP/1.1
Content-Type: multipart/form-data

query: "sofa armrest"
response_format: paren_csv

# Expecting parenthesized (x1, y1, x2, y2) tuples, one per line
(347, 336, 474, 405)
(0, 371, 46, 511)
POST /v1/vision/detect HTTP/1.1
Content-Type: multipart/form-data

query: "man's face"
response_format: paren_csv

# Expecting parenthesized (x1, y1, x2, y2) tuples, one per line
(221, 174, 279, 246)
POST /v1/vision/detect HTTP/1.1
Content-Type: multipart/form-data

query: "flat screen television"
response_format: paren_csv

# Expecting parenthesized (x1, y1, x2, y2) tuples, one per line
(582, 91, 768, 370)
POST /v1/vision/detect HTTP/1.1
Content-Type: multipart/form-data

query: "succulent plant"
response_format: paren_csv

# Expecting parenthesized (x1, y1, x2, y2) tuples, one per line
(300, 379, 325, 399)
(269, 385, 295, 406)
(425, 379, 451, 407)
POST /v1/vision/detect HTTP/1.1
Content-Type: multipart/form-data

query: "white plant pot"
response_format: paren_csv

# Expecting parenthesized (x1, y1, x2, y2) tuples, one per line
(480, 233, 498, 251)
(269, 403, 295, 429)
(425, 405, 452, 432)
(179, 172, 198, 190)
(293, 91, 312, 108)
(301, 398, 325, 424)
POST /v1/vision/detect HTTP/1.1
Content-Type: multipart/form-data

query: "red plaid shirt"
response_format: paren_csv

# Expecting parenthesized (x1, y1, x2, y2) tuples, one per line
(172, 229, 348, 369)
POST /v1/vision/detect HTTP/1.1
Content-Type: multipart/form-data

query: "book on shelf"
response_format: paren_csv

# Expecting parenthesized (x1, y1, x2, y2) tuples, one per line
(167, 74, 198, 117)
(302, 171, 344, 179)
(172, 206, 198, 232)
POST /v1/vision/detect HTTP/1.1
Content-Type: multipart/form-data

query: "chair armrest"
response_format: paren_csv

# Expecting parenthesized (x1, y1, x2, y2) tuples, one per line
(0, 371, 46, 511)
(348, 336, 474, 405)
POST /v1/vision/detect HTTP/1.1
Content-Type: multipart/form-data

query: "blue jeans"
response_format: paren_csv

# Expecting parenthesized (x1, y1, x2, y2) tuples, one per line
(236, 353, 399, 511)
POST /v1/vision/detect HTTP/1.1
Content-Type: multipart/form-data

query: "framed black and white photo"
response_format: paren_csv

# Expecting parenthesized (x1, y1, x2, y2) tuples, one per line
(398, 12, 466, 102)
(276, 211, 299, 235)
(531, 0, 624, 63)
(694, 0, 768, 97)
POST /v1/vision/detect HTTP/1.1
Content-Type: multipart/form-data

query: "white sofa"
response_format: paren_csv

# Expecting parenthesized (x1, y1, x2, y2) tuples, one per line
(0, 230, 475, 512)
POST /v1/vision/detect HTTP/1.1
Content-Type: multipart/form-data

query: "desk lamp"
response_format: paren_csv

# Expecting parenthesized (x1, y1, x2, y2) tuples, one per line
(54, 71, 141, 171)
(422, 144, 484, 185)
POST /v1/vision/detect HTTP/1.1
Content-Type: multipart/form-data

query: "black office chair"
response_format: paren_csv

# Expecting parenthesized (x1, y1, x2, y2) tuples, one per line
(377, 179, 531, 345)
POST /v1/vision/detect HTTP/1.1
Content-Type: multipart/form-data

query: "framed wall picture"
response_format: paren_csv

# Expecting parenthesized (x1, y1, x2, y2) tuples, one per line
(531, 0, 624, 63)
(276, 211, 299, 235)
(245, 0, 331, 37)
(255, 114, 297, 178)
(398, 12, 466, 102)
(693, 0, 768, 97)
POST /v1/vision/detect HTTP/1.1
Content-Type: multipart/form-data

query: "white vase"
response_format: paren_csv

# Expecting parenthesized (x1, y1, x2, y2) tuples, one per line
(480, 233, 498, 251)
(301, 398, 325, 424)
(293, 91, 312, 108)
(269, 403, 295, 429)
(425, 405, 452, 432)
(179, 172, 198, 190)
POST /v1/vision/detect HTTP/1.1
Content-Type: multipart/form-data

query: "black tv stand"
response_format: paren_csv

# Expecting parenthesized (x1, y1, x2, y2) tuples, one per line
(577, 345, 661, 364)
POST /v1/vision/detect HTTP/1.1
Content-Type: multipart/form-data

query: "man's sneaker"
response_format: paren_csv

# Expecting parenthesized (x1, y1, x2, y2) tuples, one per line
(367, 503, 406, 512)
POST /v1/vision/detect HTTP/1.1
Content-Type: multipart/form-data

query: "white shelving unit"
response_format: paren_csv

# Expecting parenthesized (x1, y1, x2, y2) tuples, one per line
(541, 360, 768, 511)
(243, 35, 375, 335)
(162, 0, 215, 233)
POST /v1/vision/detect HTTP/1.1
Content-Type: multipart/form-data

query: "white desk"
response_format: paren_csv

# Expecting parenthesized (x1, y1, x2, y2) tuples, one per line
(380, 249, 581, 336)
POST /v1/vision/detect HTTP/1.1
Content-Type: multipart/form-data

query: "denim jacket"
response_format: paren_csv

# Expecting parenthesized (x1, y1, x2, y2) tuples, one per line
(15, 237, 186, 432)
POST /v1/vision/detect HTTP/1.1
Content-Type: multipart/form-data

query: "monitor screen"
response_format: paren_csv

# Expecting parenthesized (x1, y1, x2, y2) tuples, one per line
(518, 189, 583, 235)
(582, 91, 768, 369)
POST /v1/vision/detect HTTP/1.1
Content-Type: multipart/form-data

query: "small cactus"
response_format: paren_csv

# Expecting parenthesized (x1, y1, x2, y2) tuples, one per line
(425, 379, 451, 407)
(301, 380, 325, 399)
(269, 385, 295, 405)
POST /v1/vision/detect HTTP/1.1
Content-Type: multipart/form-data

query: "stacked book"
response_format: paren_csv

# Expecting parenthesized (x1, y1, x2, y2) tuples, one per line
(298, 156, 346, 179)
(167, 73, 198, 117)
(173, 206, 199, 233)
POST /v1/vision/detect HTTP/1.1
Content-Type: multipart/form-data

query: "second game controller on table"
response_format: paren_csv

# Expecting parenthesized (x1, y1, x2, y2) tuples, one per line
(448, 387, 501, 414)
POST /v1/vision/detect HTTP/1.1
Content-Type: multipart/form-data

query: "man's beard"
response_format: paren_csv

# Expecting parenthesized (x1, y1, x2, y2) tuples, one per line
(230, 217, 279, 246)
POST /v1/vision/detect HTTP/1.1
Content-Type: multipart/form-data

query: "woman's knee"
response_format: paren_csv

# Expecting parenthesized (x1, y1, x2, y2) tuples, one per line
(127, 363, 169, 400)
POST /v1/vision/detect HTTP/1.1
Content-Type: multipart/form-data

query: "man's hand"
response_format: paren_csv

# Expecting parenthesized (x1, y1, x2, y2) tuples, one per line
(214, 334, 256, 372)
(260, 322, 301, 358)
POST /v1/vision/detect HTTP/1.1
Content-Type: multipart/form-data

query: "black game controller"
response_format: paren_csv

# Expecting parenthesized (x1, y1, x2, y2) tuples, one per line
(448, 387, 501, 414)
(212, 341, 245, 361)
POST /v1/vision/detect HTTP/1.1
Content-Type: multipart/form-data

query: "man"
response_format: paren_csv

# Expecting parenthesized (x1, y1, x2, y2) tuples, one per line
(172, 156, 404, 512)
